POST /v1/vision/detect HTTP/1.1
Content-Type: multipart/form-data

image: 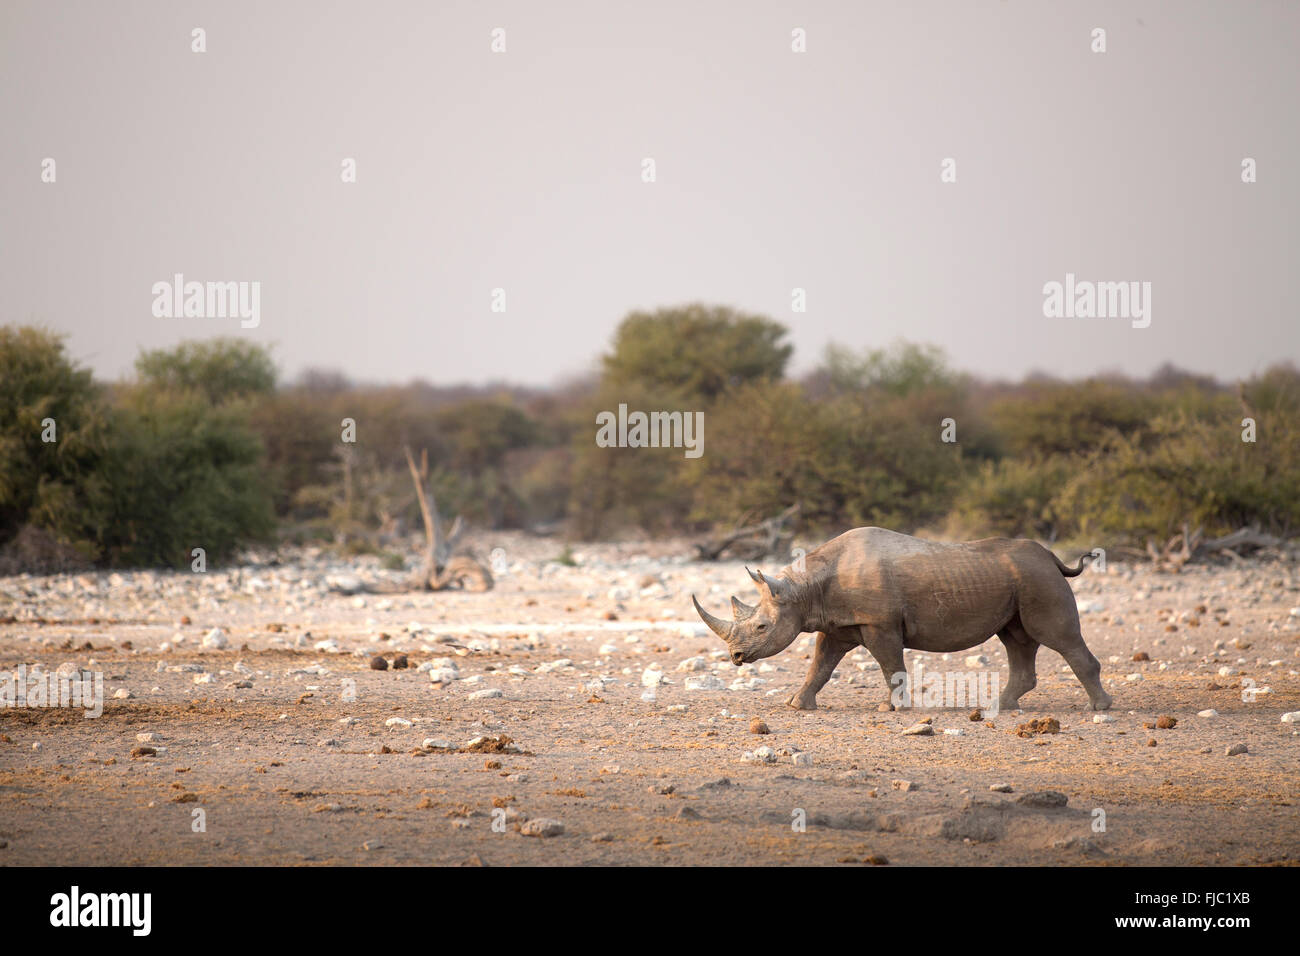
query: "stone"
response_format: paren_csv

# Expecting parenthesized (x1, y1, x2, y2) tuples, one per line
(741, 746, 777, 764)
(520, 818, 565, 837)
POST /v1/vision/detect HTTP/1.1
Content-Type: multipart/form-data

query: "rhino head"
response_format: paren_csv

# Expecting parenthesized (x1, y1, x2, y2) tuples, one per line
(692, 567, 806, 665)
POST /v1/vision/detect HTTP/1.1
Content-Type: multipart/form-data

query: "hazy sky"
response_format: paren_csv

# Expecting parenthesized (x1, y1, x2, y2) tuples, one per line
(2, 0, 1296, 387)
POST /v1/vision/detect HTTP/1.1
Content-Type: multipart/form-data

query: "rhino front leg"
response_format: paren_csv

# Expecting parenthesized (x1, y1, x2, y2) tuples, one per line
(859, 627, 906, 710)
(788, 631, 855, 710)
(996, 628, 1040, 711)
(857, 629, 909, 712)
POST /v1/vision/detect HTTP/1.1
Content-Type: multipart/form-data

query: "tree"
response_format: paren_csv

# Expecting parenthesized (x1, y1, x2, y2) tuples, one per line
(602, 304, 792, 403)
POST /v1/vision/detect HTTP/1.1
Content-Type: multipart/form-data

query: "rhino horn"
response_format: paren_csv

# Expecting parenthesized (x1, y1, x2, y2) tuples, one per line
(730, 596, 756, 620)
(746, 566, 764, 584)
(692, 594, 733, 639)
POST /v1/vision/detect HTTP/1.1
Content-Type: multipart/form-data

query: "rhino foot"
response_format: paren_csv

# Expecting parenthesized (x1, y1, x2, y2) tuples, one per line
(1089, 691, 1114, 711)
(787, 693, 818, 711)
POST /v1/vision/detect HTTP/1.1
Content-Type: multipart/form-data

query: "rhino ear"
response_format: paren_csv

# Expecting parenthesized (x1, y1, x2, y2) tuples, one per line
(759, 570, 795, 603)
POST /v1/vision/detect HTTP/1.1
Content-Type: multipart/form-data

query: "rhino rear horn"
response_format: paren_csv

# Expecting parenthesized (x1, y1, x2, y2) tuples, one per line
(692, 594, 733, 639)
(730, 596, 756, 621)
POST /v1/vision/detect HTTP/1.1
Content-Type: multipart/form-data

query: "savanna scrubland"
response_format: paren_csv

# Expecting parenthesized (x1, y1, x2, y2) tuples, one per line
(2, 303, 1297, 572)
(2, 307, 1298, 866)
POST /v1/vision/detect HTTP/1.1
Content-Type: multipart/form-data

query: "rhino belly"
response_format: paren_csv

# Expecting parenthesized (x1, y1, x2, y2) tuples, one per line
(898, 569, 1016, 652)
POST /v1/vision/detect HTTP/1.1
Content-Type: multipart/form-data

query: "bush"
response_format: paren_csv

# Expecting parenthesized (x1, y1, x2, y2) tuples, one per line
(0, 327, 106, 547)
(63, 388, 277, 567)
(952, 456, 1073, 540)
(136, 338, 277, 404)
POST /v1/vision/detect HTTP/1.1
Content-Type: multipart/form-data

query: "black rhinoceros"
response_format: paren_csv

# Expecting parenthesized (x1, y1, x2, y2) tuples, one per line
(692, 527, 1113, 713)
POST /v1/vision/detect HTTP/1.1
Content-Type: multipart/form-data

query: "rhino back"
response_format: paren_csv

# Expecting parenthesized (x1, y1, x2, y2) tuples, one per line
(820, 530, 1027, 651)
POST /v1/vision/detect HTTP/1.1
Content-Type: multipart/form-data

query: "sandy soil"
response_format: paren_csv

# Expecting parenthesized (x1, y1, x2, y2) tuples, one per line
(1, 533, 1298, 866)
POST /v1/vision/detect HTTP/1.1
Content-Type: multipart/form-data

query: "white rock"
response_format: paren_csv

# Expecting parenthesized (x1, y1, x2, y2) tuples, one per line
(792, 751, 814, 766)
(676, 656, 708, 672)
(1093, 714, 1116, 723)
(685, 675, 725, 691)
(384, 717, 413, 729)
(1197, 709, 1218, 718)
(468, 688, 503, 700)
(521, 818, 565, 837)
(1281, 712, 1300, 724)
(202, 628, 228, 649)
(640, 667, 665, 687)
(422, 738, 453, 749)
(741, 746, 777, 764)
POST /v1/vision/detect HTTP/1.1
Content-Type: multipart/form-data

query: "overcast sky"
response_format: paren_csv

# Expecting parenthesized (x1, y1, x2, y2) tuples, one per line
(2, 0, 1296, 387)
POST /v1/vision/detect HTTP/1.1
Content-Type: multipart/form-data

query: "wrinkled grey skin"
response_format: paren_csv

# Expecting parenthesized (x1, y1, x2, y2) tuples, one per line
(692, 527, 1113, 713)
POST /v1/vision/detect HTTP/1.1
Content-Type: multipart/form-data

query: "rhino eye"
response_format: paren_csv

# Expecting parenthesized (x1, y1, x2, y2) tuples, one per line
(756, 623, 768, 632)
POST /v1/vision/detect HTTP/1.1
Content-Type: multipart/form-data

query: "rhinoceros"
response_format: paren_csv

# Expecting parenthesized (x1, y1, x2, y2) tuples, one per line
(691, 527, 1113, 713)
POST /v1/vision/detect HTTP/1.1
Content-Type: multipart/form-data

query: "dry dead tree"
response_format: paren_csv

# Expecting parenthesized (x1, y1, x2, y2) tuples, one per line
(402, 446, 493, 591)
(694, 503, 801, 562)
(1146, 522, 1284, 571)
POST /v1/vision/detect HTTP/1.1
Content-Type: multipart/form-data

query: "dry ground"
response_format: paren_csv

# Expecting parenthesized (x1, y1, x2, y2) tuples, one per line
(2, 534, 1298, 866)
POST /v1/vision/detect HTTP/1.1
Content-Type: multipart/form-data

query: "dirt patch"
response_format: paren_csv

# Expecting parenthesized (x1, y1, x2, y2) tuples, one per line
(1, 533, 1298, 865)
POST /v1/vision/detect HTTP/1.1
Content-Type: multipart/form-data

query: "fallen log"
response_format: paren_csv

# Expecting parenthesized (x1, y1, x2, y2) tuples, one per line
(694, 503, 800, 563)
(1146, 523, 1285, 571)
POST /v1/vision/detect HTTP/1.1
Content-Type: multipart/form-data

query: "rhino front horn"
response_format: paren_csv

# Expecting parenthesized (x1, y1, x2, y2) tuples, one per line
(692, 594, 733, 639)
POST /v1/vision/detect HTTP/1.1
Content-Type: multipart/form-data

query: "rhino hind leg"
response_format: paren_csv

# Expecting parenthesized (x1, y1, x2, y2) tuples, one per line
(1018, 606, 1114, 711)
(996, 625, 1040, 711)
(788, 630, 855, 710)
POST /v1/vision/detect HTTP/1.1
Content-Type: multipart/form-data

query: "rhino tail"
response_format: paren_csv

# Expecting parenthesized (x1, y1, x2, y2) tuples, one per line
(1051, 551, 1093, 577)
